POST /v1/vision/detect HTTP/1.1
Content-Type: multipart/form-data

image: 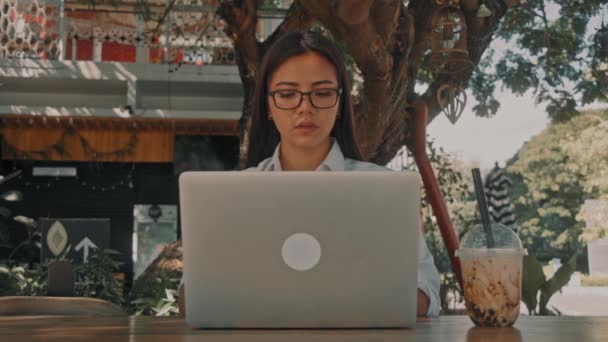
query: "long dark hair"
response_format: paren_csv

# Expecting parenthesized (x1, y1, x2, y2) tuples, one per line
(245, 31, 363, 168)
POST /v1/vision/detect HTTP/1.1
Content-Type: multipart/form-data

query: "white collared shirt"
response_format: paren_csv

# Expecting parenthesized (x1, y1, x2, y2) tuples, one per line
(247, 139, 441, 317)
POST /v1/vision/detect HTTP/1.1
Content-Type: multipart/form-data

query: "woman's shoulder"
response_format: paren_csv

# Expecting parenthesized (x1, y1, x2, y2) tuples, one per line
(344, 159, 420, 176)
(344, 158, 392, 171)
(242, 156, 273, 171)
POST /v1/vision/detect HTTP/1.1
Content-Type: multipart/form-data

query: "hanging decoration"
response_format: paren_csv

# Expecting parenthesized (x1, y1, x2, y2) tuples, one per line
(78, 129, 138, 160)
(0, 127, 138, 161)
(477, 0, 493, 18)
(436, 83, 467, 124)
(429, 0, 474, 77)
(429, 0, 472, 124)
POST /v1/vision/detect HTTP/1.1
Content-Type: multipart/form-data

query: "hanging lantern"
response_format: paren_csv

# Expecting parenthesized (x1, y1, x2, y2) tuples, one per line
(477, 1, 492, 18)
(437, 83, 467, 124)
(430, 0, 474, 77)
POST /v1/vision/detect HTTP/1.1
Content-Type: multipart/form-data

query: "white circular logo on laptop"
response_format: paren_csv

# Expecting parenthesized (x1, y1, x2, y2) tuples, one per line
(281, 233, 321, 271)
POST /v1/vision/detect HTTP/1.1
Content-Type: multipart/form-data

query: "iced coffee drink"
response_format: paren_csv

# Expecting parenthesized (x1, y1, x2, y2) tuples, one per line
(461, 254, 522, 327)
(456, 223, 526, 328)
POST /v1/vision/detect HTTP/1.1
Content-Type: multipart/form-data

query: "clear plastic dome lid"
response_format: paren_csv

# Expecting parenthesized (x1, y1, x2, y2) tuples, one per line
(456, 223, 525, 256)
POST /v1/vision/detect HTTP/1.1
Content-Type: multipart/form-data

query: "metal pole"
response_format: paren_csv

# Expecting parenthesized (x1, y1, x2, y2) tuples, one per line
(59, 0, 66, 60)
(165, 0, 172, 64)
(136, 13, 146, 63)
(406, 100, 463, 290)
(72, 37, 77, 61)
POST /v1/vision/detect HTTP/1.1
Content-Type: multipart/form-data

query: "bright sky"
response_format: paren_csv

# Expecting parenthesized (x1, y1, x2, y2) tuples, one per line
(427, 92, 607, 171)
(427, 6, 606, 172)
(427, 90, 549, 171)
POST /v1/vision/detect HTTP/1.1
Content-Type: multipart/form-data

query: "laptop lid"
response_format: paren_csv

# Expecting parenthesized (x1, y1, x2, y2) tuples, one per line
(180, 171, 421, 328)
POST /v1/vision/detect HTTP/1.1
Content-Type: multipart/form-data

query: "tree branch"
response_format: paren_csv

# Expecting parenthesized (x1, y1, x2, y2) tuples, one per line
(539, 0, 552, 67)
(152, 0, 178, 36)
(406, 0, 436, 94)
(217, 0, 261, 80)
(505, 0, 521, 8)
(261, 0, 315, 54)
(217, 0, 262, 167)
(373, 7, 416, 164)
(337, 0, 374, 25)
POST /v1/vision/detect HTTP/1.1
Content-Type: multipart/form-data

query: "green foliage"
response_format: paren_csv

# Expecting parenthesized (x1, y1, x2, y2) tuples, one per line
(1, 215, 179, 316)
(522, 253, 577, 315)
(0, 249, 124, 306)
(73, 249, 124, 305)
(0, 264, 24, 296)
(422, 139, 477, 271)
(13, 262, 47, 297)
(0, 215, 40, 264)
(127, 273, 181, 317)
(0, 262, 46, 297)
(470, 62, 500, 116)
(507, 109, 608, 259)
(471, 1, 608, 121)
(416, 139, 478, 312)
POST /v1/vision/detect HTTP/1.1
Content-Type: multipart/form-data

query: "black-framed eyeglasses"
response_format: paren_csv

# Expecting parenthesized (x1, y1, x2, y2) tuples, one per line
(268, 88, 342, 110)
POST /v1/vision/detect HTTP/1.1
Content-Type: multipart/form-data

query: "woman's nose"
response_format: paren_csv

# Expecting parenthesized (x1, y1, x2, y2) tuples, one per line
(296, 93, 314, 113)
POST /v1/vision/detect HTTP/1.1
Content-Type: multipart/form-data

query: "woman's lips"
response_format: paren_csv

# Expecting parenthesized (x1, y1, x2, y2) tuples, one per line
(294, 124, 319, 134)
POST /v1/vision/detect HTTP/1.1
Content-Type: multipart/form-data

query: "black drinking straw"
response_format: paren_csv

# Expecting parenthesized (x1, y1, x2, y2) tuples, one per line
(472, 168, 495, 248)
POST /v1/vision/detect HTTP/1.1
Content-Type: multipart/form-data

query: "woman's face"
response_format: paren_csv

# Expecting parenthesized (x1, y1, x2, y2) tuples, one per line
(267, 52, 340, 151)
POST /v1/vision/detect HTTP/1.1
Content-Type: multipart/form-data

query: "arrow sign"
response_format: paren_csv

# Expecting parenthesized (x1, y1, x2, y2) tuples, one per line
(75, 237, 97, 262)
(40, 219, 109, 263)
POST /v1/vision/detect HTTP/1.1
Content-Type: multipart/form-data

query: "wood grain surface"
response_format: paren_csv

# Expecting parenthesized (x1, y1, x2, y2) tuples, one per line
(0, 315, 606, 342)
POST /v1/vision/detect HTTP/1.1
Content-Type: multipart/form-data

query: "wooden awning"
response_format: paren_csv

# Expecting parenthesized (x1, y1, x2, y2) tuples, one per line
(0, 114, 239, 163)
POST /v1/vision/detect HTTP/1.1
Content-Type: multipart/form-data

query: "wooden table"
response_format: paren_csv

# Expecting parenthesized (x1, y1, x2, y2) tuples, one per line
(0, 315, 606, 341)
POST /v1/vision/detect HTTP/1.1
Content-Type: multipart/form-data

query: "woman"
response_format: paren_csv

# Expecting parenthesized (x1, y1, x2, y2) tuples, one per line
(180, 31, 440, 317)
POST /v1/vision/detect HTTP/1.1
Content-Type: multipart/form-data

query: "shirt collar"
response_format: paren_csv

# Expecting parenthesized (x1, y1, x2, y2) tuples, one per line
(268, 138, 345, 171)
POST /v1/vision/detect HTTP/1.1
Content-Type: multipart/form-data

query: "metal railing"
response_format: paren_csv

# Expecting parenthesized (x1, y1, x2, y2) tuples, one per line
(1, 0, 290, 65)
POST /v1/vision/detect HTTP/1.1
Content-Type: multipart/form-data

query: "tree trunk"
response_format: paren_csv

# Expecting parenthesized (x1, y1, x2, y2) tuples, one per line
(220, 0, 519, 164)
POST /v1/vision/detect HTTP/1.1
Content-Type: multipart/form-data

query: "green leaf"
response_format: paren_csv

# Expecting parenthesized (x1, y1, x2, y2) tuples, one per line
(539, 253, 578, 314)
(522, 254, 547, 315)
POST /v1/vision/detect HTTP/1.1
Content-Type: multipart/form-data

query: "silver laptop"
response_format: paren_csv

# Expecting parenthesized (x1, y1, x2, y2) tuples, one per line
(179, 171, 421, 328)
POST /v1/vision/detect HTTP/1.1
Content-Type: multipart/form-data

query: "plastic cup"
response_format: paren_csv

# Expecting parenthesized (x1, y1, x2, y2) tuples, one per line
(456, 224, 526, 327)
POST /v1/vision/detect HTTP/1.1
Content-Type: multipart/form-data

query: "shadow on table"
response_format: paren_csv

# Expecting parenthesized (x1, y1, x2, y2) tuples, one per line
(467, 326, 522, 342)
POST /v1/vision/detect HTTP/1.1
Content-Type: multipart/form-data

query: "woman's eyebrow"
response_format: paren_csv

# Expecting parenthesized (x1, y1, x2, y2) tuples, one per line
(274, 81, 299, 87)
(312, 80, 337, 86)
(274, 80, 337, 87)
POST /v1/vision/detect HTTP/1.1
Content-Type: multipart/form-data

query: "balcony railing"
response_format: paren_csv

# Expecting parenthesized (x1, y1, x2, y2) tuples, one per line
(0, 0, 290, 65)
